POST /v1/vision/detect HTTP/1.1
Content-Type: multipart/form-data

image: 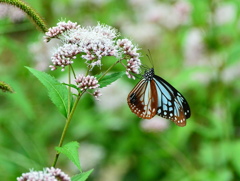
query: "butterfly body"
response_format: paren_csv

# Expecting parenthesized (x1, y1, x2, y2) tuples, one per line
(127, 68, 190, 127)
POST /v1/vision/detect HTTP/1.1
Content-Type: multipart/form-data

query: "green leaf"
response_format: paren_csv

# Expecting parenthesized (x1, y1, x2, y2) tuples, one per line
(26, 67, 72, 118)
(62, 83, 80, 91)
(55, 141, 81, 172)
(71, 169, 94, 181)
(98, 71, 125, 88)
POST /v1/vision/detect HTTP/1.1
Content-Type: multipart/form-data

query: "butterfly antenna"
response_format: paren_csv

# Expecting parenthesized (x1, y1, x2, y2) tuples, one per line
(146, 49, 154, 68)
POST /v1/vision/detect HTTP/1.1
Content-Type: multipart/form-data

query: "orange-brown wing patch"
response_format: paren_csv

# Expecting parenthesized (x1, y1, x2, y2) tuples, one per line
(127, 80, 158, 119)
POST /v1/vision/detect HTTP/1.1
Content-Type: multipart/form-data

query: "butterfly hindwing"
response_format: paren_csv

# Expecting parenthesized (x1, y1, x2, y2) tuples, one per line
(153, 75, 190, 126)
(127, 79, 158, 119)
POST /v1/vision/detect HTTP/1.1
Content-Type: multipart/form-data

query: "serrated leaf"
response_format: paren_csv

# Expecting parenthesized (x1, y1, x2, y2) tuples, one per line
(62, 83, 80, 91)
(55, 141, 81, 172)
(71, 169, 94, 181)
(26, 67, 72, 117)
(98, 72, 125, 88)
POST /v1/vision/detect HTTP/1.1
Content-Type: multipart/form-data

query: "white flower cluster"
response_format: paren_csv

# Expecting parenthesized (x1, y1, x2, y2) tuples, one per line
(75, 74, 101, 100)
(117, 39, 141, 79)
(50, 44, 80, 71)
(44, 21, 79, 42)
(65, 25, 119, 68)
(45, 21, 141, 78)
(140, 117, 169, 132)
(75, 74, 100, 91)
(17, 167, 70, 181)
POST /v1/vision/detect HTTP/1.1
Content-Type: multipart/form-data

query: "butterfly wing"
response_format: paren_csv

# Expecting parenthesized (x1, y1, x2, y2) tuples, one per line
(153, 75, 191, 127)
(127, 79, 158, 119)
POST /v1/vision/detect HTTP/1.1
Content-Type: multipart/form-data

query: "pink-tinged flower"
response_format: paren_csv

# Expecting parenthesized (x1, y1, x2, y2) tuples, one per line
(75, 74, 100, 91)
(17, 167, 70, 181)
(46, 22, 121, 71)
(64, 23, 119, 69)
(174, 0, 192, 24)
(44, 21, 80, 42)
(50, 44, 80, 71)
(46, 167, 71, 181)
(117, 39, 141, 79)
(45, 21, 142, 77)
(93, 89, 102, 100)
(140, 117, 169, 132)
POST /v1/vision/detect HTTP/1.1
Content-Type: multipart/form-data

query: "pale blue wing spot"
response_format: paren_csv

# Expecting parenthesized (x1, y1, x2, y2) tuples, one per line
(162, 96, 168, 106)
(163, 104, 168, 111)
(154, 78, 171, 100)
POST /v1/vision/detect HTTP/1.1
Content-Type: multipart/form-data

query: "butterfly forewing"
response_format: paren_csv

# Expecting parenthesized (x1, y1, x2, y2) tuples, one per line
(153, 75, 191, 127)
(127, 79, 158, 119)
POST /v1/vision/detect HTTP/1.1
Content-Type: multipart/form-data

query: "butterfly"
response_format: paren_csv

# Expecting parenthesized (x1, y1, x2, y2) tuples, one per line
(127, 68, 191, 127)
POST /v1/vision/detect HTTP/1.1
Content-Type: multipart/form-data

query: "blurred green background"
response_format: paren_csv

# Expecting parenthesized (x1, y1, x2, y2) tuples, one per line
(1, 0, 240, 180)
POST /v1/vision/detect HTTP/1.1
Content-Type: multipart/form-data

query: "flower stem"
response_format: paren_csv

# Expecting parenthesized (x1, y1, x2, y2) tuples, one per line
(98, 59, 122, 81)
(67, 66, 71, 116)
(70, 65, 77, 79)
(52, 91, 84, 167)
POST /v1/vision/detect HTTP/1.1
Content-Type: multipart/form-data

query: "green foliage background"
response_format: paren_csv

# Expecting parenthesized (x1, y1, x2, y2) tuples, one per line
(1, 0, 240, 180)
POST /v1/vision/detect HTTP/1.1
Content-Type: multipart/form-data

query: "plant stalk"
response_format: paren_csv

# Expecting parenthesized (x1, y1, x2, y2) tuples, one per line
(0, 0, 48, 32)
(52, 92, 84, 167)
(98, 59, 122, 81)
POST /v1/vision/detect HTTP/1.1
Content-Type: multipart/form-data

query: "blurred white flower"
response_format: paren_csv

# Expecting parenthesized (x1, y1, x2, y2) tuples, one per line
(183, 28, 206, 66)
(174, 0, 192, 23)
(96, 79, 131, 111)
(137, 1, 192, 30)
(78, 142, 105, 170)
(0, 4, 25, 22)
(97, 159, 129, 181)
(129, 0, 155, 8)
(29, 38, 57, 71)
(140, 117, 169, 132)
(214, 3, 236, 25)
(188, 70, 212, 85)
(72, 0, 110, 7)
(162, 1, 191, 29)
(143, 4, 170, 23)
(222, 62, 240, 82)
(121, 22, 160, 47)
(0, 4, 8, 18)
